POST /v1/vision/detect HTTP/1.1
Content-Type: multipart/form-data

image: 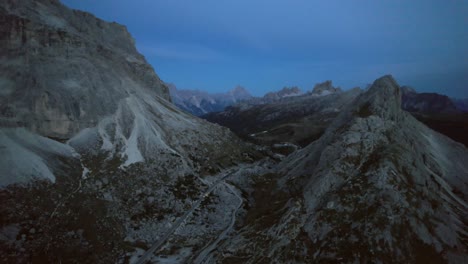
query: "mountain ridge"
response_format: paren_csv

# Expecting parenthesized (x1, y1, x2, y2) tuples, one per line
(214, 75, 468, 263)
(169, 84, 252, 116)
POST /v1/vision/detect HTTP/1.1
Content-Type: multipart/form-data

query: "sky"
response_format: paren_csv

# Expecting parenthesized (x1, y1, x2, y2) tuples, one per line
(62, 0, 468, 98)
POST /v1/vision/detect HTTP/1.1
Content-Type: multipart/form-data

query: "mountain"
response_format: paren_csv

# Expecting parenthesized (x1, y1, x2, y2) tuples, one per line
(208, 75, 468, 263)
(400, 87, 468, 147)
(0, 0, 171, 140)
(0, 1, 258, 262)
(204, 87, 361, 147)
(170, 81, 343, 117)
(309, 80, 343, 96)
(240, 81, 343, 108)
(263, 86, 302, 100)
(169, 84, 252, 116)
(401, 86, 460, 114)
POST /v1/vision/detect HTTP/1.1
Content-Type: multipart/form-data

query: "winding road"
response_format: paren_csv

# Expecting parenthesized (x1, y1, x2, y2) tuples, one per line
(192, 182, 243, 264)
(134, 169, 239, 264)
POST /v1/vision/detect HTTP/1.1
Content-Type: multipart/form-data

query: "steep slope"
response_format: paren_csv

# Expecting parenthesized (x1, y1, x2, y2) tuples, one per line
(0, 128, 79, 186)
(169, 84, 252, 116)
(212, 76, 468, 263)
(0, 0, 250, 176)
(0, 1, 258, 263)
(0, 0, 170, 139)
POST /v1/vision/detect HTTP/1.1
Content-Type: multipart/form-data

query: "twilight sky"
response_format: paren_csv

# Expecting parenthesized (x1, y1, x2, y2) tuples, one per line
(62, 0, 468, 97)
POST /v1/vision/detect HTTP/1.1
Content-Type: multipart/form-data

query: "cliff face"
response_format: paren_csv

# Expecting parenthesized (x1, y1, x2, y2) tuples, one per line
(0, 0, 256, 188)
(0, 0, 170, 139)
(0, 1, 259, 262)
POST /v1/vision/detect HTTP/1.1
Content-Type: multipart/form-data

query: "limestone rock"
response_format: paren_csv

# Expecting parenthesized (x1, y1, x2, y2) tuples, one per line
(0, 0, 170, 139)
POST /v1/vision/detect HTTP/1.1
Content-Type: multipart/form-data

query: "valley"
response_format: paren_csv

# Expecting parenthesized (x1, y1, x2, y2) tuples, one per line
(0, 1, 467, 263)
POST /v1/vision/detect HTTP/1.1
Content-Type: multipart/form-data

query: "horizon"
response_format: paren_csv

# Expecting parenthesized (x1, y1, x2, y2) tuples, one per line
(62, 0, 468, 98)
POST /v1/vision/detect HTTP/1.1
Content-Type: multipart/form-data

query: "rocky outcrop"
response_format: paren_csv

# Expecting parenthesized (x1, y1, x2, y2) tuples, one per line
(0, 0, 170, 139)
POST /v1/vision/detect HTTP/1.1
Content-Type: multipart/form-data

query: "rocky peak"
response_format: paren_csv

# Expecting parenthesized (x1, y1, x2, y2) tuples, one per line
(353, 75, 402, 121)
(263, 86, 302, 100)
(277, 86, 301, 96)
(311, 80, 342, 95)
(229, 85, 252, 99)
(274, 75, 468, 263)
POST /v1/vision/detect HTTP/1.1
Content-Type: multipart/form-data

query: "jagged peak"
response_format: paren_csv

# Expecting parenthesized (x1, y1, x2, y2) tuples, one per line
(229, 85, 251, 98)
(367, 75, 400, 99)
(311, 80, 342, 95)
(353, 75, 403, 120)
(263, 86, 302, 99)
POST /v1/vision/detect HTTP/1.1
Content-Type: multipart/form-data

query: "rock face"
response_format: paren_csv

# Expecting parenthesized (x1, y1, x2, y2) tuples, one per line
(169, 83, 252, 116)
(0, 0, 251, 177)
(212, 75, 468, 263)
(0, 0, 170, 139)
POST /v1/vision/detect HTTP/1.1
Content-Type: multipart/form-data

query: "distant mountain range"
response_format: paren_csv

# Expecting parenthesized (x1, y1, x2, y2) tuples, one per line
(168, 84, 252, 116)
(170, 80, 344, 116)
(204, 81, 355, 147)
